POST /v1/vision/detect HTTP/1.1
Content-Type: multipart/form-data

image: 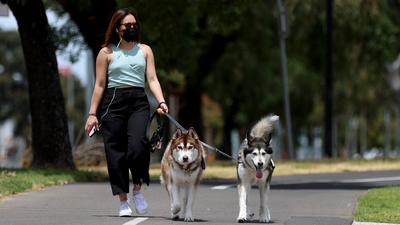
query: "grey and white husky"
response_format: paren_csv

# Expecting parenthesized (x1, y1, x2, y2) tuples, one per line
(236, 115, 279, 223)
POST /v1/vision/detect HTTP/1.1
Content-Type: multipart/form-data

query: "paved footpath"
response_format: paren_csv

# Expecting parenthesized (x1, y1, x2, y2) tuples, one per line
(1, 170, 400, 225)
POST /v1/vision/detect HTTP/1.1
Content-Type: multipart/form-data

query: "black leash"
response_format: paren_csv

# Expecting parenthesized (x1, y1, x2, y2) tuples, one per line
(163, 111, 238, 163)
(153, 111, 275, 170)
(147, 110, 275, 172)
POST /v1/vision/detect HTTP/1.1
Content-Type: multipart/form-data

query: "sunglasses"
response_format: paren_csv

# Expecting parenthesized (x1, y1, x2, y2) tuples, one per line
(119, 22, 140, 29)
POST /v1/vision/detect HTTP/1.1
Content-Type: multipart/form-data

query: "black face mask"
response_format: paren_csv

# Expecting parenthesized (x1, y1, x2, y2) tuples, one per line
(121, 28, 139, 42)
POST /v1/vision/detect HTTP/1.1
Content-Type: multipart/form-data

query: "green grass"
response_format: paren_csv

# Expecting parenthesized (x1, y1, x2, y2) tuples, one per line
(353, 186, 400, 224)
(0, 168, 107, 199)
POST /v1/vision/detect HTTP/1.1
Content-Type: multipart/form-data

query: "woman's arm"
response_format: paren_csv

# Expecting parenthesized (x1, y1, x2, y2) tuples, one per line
(143, 44, 168, 114)
(84, 47, 111, 135)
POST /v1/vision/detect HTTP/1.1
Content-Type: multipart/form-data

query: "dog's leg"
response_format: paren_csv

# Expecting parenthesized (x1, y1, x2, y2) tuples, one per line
(168, 185, 179, 220)
(171, 183, 181, 220)
(258, 183, 270, 223)
(183, 184, 197, 222)
(181, 185, 188, 219)
(245, 185, 254, 221)
(237, 183, 250, 223)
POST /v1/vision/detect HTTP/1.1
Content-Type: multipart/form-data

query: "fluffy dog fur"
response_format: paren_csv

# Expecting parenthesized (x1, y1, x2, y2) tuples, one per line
(236, 115, 279, 223)
(160, 127, 207, 222)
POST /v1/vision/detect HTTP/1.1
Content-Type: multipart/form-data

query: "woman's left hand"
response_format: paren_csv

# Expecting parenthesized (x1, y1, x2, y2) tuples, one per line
(157, 102, 168, 115)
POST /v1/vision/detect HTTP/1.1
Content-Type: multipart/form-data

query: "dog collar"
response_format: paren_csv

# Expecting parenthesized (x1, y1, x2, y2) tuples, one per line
(185, 167, 197, 177)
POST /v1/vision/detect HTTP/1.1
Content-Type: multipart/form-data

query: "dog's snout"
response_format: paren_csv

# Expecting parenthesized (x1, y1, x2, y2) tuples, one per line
(183, 155, 189, 162)
(257, 162, 263, 167)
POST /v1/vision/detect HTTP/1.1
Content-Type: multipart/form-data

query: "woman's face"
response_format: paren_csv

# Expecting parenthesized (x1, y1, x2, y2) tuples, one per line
(118, 14, 137, 31)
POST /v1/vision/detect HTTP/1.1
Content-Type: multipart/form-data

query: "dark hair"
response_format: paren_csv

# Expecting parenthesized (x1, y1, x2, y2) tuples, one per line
(102, 8, 141, 47)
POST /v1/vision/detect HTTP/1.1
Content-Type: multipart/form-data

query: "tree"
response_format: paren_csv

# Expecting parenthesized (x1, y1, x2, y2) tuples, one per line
(2, 0, 75, 169)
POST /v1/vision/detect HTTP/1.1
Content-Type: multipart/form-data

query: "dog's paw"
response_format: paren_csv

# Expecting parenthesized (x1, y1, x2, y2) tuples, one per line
(259, 211, 270, 223)
(171, 213, 179, 220)
(184, 215, 194, 222)
(183, 211, 194, 222)
(172, 204, 181, 215)
(237, 216, 248, 223)
(248, 213, 254, 220)
(259, 217, 270, 223)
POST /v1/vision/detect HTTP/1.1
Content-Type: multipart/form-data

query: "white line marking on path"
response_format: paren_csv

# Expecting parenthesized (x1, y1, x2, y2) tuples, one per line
(122, 217, 148, 225)
(210, 176, 400, 190)
(211, 184, 236, 190)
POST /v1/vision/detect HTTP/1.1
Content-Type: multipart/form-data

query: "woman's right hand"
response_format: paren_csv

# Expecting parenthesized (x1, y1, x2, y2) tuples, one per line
(85, 115, 99, 136)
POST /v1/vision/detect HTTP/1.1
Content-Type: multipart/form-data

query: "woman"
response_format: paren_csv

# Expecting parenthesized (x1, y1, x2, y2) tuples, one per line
(84, 8, 168, 217)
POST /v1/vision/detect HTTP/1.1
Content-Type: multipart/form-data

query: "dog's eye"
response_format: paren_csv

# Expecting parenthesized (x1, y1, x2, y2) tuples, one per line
(262, 152, 266, 156)
(252, 152, 257, 156)
(188, 146, 193, 150)
(177, 146, 183, 150)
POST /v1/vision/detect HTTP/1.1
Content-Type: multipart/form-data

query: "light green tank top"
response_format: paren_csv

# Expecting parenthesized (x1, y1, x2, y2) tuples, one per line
(107, 43, 146, 88)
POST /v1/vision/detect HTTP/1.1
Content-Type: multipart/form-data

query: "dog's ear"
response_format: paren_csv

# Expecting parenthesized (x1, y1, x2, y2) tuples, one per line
(263, 133, 273, 154)
(266, 146, 273, 154)
(188, 127, 199, 140)
(173, 128, 183, 139)
(262, 133, 272, 144)
(246, 131, 255, 144)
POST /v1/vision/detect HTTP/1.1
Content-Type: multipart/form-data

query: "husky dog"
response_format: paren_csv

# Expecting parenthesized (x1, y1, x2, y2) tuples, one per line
(236, 115, 279, 223)
(161, 127, 207, 222)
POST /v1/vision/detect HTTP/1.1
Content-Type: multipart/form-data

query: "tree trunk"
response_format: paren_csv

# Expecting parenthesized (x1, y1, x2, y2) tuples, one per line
(221, 100, 239, 157)
(6, 0, 76, 169)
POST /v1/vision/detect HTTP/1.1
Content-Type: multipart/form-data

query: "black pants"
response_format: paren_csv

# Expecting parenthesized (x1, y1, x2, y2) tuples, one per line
(101, 87, 150, 196)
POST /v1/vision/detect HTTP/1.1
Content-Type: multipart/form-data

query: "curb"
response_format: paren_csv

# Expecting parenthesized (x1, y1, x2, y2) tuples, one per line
(353, 221, 400, 225)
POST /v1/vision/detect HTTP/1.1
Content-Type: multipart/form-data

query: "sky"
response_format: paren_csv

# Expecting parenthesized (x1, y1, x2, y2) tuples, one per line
(0, 7, 89, 86)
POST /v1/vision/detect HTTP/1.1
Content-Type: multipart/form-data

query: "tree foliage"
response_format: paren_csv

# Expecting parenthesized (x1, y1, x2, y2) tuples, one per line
(285, 0, 400, 150)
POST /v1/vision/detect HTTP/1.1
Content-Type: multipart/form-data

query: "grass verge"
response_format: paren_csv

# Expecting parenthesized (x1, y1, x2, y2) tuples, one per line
(0, 168, 107, 200)
(353, 186, 400, 224)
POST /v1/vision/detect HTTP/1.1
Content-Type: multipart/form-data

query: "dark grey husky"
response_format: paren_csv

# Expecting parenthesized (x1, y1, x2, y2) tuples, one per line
(236, 115, 279, 223)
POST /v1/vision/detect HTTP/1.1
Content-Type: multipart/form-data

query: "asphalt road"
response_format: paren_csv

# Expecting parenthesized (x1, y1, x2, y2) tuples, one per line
(1, 170, 400, 225)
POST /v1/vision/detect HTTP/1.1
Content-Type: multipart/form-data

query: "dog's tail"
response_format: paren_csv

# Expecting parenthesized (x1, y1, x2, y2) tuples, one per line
(250, 114, 279, 139)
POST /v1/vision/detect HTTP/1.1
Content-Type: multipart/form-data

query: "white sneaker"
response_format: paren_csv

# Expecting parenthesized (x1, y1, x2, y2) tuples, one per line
(132, 194, 148, 214)
(119, 199, 132, 217)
